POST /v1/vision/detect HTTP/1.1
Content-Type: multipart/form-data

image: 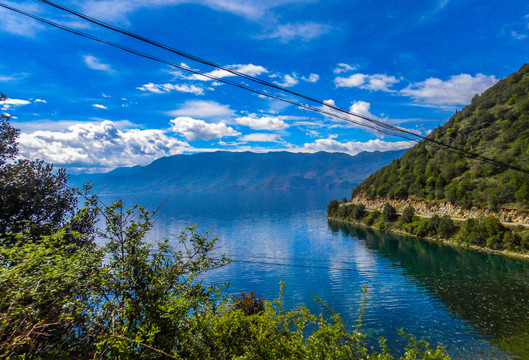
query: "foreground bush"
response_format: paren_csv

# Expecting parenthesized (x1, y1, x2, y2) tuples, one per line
(0, 200, 450, 359)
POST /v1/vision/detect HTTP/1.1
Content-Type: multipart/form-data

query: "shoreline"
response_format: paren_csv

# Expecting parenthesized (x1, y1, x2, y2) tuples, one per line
(327, 216, 529, 261)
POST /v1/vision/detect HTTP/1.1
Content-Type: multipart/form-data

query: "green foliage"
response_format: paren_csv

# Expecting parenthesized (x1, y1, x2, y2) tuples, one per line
(232, 290, 265, 316)
(352, 64, 529, 210)
(401, 206, 416, 224)
(0, 114, 79, 241)
(352, 203, 367, 220)
(382, 203, 398, 222)
(327, 199, 340, 216)
(0, 201, 452, 360)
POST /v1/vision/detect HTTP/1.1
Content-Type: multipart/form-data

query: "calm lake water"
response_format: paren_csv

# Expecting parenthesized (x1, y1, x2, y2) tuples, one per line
(106, 189, 529, 360)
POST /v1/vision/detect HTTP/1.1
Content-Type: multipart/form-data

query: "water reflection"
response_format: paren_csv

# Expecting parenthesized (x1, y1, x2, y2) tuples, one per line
(329, 221, 529, 359)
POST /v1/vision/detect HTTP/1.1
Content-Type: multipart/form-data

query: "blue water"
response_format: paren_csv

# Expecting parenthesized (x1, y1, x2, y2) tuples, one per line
(105, 189, 529, 359)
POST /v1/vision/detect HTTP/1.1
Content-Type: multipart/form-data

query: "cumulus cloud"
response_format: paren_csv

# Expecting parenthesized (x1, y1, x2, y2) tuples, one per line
(263, 22, 331, 42)
(34, 99, 47, 103)
(333, 63, 357, 74)
(92, 104, 108, 109)
(136, 82, 204, 95)
(239, 133, 280, 142)
(400, 73, 498, 105)
(334, 73, 400, 92)
(84, 55, 114, 73)
(170, 117, 240, 141)
(235, 115, 289, 130)
(17, 120, 189, 171)
(168, 100, 234, 118)
(189, 64, 268, 81)
(302, 73, 319, 83)
(349, 101, 375, 118)
(273, 73, 299, 87)
(302, 138, 413, 156)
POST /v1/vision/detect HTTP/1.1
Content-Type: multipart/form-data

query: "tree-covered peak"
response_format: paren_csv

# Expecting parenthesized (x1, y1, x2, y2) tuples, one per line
(353, 63, 529, 211)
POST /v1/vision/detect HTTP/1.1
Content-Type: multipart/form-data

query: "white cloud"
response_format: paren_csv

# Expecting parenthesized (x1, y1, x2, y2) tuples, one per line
(189, 64, 268, 81)
(170, 117, 240, 140)
(302, 138, 413, 156)
(0, 1, 45, 37)
(274, 73, 299, 87)
(239, 133, 280, 142)
(168, 100, 234, 118)
(0, 76, 16, 82)
(334, 73, 400, 92)
(92, 104, 108, 109)
(400, 73, 498, 105)
(17, 120, 189, 171)
(302, 73, 319, 83)
(235, 115, 289, 130)
(1, 98, 31, 111)
(263, 22, 331, 42)
(333, 63, 357, 74)
(34, 99, 47, 103)
(136, 82, 204, 95)
(84, 55, 114, 73)
(82, 0, 313, 22)
(349, 101, 374, 118)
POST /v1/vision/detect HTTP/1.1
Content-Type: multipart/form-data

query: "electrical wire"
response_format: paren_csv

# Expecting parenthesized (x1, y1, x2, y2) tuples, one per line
(2, 2, 528, 174)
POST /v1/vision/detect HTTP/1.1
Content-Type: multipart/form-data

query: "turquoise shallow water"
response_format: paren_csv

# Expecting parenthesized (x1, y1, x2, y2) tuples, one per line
(106, 189, 529, 359)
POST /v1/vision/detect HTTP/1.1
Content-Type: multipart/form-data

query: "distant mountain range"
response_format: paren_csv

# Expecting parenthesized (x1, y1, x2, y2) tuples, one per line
(69, 150, 406, 194)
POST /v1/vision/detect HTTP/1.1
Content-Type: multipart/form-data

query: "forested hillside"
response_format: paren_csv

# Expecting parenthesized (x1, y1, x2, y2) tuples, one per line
(353, 63, 529, 211)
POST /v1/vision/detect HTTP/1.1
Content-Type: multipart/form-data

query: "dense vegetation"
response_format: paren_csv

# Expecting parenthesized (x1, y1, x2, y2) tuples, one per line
(0, 100, 450, 358)
(328, 200, 529, 253)
(352, 63, 529, 211)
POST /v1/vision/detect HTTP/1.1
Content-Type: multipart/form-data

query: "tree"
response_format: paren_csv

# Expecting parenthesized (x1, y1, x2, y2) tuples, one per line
(382, 203, 398, 222)
(401, 206, 415, 224)
(327, 199, 339, 216)
(0, 98, 78, 240)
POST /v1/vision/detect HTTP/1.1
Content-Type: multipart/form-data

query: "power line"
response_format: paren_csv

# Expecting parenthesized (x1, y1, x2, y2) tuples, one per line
(2, 2, 529, 174)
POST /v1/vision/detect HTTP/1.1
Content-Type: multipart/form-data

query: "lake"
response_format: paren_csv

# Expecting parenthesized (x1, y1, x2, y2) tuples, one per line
(106, 189, 529, 359)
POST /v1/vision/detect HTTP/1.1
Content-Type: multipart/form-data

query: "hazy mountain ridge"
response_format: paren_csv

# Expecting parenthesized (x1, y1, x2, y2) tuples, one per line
(70, 150, 406, 194)
(352, 63, 529, 211)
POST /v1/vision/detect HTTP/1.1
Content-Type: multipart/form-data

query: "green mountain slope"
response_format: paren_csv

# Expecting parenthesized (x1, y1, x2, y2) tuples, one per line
(353, 63, 529, 211)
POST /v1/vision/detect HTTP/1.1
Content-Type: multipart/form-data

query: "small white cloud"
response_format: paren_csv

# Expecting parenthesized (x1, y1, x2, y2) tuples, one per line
(401, 73, 498, 105)
(239, 133, 279, 142)
(168, 100, 234, 118)
(302, 73, 319, 83)
(235, 115, 289, 130)
(189, 64, 268, 81)
(170, 117, 240, 141)
(264, 22, 331, 42)
(333, 63, 357, 74)
(84, 55, 114, 73)
(136, 82, 204, 95)
(92, 104, 108, 109)
(302, 138, 413, 156)
(274, 73, 299, 88)
(335, 73, 400, 92)
(34, 99, 47, 103)
(1, 98, 31, 110)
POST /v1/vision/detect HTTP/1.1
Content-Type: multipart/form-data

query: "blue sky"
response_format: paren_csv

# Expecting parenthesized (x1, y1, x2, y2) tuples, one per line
(0, 0, 528, 173)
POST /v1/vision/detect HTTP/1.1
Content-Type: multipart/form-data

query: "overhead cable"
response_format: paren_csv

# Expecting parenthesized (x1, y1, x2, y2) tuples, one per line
(2, 2, 528, 174)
